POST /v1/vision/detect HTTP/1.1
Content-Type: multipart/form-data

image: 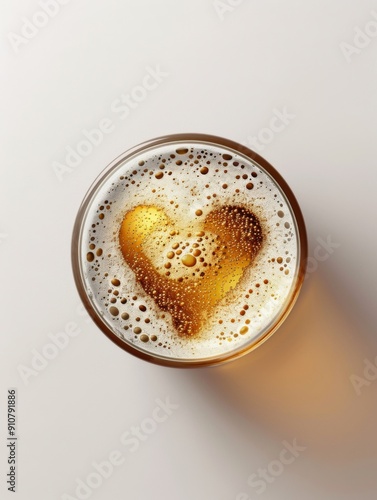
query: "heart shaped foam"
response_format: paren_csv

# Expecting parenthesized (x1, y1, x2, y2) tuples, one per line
(119, 205, 263, 337)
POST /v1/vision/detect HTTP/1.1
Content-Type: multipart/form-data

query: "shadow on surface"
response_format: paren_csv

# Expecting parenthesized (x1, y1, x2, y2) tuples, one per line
(187, 271, 377, 462)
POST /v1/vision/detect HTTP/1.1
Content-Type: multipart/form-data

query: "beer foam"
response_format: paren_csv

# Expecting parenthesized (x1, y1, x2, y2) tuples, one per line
(80, 141, 300, 362)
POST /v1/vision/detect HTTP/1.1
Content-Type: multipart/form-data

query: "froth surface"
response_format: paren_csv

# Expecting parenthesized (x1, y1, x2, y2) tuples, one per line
(80, 142, 299, 361)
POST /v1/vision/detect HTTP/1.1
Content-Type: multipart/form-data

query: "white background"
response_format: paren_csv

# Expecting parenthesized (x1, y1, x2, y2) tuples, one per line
(1, 1, 377, 499)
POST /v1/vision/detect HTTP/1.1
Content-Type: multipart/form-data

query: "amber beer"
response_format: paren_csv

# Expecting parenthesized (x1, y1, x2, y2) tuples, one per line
(72, 134, 307, 366)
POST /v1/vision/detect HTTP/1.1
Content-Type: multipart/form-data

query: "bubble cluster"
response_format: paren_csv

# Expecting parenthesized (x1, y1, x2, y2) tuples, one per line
(81, 142, 298, 359)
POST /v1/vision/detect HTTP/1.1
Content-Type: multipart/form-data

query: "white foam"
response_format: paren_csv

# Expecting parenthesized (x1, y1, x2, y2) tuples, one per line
(79, 141, 300, 362)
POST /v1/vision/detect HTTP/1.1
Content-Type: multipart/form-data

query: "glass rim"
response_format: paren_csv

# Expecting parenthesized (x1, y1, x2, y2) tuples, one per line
(71, 133, 308, 368)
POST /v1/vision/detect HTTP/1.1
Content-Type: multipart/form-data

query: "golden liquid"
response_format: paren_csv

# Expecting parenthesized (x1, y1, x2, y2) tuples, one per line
(119, 204, 263, 337)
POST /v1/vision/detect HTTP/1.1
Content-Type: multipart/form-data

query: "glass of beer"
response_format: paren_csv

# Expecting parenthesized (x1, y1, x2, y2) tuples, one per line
(72, 134, 307, 367)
